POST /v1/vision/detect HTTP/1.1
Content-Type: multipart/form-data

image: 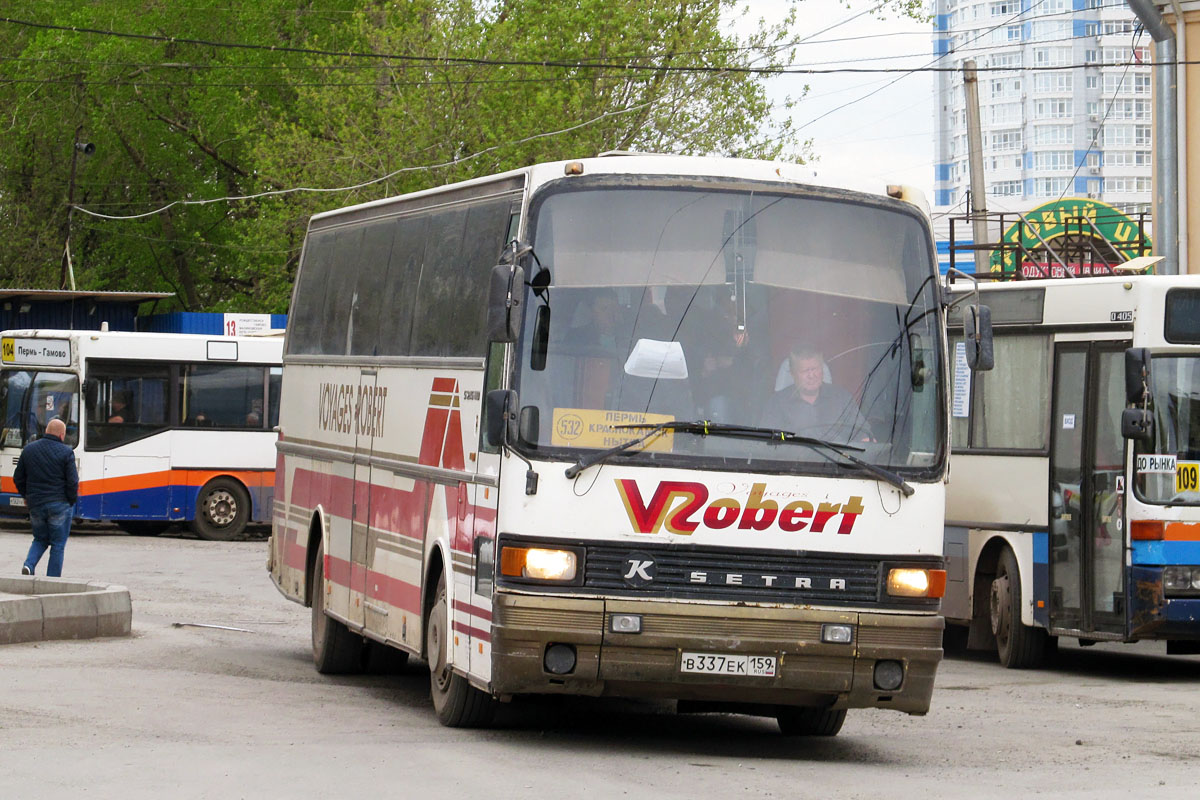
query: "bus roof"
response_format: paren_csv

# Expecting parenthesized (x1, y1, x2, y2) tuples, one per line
(308, 153, 928, 225)
(0, 329, 283, 366)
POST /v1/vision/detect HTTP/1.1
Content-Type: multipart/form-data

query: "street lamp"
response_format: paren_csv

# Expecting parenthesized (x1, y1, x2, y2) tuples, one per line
(60, 127, 95, 291)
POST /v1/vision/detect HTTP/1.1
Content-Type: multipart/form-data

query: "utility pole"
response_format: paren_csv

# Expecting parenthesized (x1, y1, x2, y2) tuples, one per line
(60, 126, 94, 291)
(963, 60, 989, 274)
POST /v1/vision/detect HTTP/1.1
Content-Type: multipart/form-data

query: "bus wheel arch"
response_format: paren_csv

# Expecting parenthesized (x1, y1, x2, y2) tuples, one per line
(422, 545, 495, 727)
(967, 537, 1007, 651)
(190, 475, 251, 541)
(304, 511, 327, 608)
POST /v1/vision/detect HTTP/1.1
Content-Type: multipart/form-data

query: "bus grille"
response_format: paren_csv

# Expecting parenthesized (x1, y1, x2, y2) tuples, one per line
(582, 543, 882, 606)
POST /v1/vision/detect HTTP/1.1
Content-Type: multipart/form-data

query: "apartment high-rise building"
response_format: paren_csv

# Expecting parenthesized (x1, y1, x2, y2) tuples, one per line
(932, 0, 1152, 218)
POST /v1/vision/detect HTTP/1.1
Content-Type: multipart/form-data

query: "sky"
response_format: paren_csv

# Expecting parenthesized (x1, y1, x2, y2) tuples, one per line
(731, 1, 938, 197)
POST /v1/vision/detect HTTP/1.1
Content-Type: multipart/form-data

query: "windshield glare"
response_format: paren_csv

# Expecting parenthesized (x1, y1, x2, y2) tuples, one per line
(1136, 355, 1200, 505)
(513, 184, 944, 475)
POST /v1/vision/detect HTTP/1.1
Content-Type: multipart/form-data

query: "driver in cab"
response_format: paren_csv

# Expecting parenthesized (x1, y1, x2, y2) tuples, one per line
(760, 341, 872, 444)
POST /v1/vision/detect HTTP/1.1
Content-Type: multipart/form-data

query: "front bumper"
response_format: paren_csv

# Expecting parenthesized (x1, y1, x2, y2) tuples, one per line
(491, 592, 942, 714)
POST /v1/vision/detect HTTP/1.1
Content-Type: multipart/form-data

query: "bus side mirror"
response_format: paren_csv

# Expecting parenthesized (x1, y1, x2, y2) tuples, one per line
(965, 304, 994, 371)
(1125, 347, 1151, 404)
(485, 389, 513, 447)
(1121, 407, 1154, 441)
(487, 264, 525, 343)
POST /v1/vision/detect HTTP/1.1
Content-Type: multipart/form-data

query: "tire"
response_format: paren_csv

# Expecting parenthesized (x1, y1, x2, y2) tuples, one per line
(427, 572, 495, 727)
(990, 547, 1046, 669)
(776, 707, 847, 737)
(190, 477, 251, 541)
(311, 540, 364, 674)
(121, 521, 170, 537)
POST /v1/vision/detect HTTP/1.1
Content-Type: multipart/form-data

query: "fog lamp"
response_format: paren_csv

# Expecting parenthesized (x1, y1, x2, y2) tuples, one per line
(873, 660, 904, 691)
(544, 643, 577, 675)
(821, 623, 853, 644)
(610, 614, 642, 634)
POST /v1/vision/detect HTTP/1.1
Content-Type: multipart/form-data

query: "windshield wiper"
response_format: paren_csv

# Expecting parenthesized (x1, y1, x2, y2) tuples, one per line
(564, 419, 912, 497)
(605, 420, 911, 496)
(563, 419, 716, 479)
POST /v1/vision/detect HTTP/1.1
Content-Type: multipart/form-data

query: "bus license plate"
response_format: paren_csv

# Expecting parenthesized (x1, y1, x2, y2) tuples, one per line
(680, 652, 776, 677)
(8, 496, 24, 507)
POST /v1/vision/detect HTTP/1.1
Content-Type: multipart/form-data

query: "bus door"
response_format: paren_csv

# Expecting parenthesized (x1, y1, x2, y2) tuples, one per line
(350, 369, 377, 632)
(1049, 341, 1128, 637)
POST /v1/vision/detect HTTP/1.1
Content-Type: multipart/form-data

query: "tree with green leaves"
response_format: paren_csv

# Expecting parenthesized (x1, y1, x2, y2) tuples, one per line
(0, 1, 898, 312)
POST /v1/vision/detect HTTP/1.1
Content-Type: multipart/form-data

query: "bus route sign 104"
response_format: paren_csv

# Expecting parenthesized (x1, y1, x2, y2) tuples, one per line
(0, 337, 71, 367)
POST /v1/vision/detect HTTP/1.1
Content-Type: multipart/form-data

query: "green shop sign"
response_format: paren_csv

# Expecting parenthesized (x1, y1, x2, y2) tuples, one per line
(989, 198, 1152, 276)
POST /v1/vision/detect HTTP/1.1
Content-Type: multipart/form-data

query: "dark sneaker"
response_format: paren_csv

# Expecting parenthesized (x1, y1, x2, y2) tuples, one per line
(20, 565, 31, 576)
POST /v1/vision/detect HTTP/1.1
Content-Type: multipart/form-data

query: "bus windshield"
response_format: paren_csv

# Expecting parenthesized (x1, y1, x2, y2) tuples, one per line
(1136, 354, 1200, 506)
(0, 369, 80, 448)
(513, 183, 943, 476)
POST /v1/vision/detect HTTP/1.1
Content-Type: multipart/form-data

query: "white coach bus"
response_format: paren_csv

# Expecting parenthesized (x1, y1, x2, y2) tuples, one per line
(268, 154, 956, 734)
(943, 273, 1200, 666)
(0, 330, 283, 540)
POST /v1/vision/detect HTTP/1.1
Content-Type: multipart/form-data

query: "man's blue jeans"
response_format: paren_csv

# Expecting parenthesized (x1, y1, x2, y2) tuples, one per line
(23, 501, 73, 577)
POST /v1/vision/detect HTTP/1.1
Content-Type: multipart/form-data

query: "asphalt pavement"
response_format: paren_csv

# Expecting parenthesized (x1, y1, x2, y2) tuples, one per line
(1, 524, 1198, 799)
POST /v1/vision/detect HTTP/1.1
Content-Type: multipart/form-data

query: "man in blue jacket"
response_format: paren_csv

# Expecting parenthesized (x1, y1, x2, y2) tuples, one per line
(16, 418, 79, 577)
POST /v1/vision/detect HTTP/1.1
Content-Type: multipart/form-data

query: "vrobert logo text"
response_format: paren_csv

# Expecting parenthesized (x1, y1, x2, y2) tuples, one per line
(615, 480, 865, 536)
(317, 382, 388, 436)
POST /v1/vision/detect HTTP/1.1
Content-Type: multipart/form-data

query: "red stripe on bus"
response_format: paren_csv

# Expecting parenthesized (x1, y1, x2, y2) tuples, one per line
(431, 377, 457, 392)
(452, 599, 493, 622)
(452, 621, 491, 642)
(76, 469, 274, 497)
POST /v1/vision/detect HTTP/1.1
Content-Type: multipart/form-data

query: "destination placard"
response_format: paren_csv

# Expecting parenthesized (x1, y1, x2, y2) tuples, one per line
(0, 337, 71, 367)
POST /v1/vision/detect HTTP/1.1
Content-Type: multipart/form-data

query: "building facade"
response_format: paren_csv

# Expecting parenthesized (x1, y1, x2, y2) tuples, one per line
(932, 0, 1152, 218)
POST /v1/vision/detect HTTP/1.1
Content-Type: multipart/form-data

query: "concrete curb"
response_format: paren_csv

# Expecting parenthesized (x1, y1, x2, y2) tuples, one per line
(0, 576, 132, 644)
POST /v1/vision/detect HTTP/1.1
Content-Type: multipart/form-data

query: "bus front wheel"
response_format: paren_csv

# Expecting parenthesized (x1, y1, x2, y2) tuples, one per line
(426, 572, 495, 728)
(990, 547, 1046, 669)
(191, 477, 250, 541)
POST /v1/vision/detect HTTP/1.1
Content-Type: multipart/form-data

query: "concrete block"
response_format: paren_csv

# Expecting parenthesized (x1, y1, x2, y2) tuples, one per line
(40, 591, 99, 640)
(0, 576, 34, 594)
(94, 589, 133, 637)
(0, 596, 43, 644)
(33, 577, 92, 595)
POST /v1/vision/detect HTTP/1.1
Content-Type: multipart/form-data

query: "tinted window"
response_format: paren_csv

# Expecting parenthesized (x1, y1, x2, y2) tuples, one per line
(180, 364, 267, 428)
(349, 221, 395, 356)
(411, 206, 469, 356)
(377, 214, 426, 357)
(28, 372, 80, 448)
(268, 367, 282, 428)
(288, 231, 336, 355)
(1165, 288, 1200, 344)
(86, 361, 170, 449)
(319, 226, 364, 355)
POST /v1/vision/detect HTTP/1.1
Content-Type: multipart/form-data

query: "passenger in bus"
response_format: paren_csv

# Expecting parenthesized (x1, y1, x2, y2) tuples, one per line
(108, 392, 132, 424)
(760, 342, 872, 443)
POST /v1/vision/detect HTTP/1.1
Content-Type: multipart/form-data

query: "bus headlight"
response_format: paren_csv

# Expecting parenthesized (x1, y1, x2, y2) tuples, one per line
(886, 568, 947, 598)
(500, 546, 578, 582)
(1162, 566, 1200, 595)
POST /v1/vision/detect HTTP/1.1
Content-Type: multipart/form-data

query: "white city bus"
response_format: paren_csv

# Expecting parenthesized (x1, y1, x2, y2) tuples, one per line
(0, 330, 283, 540)
(268, 154, 952, 734)
(943, 274, 1200, 666)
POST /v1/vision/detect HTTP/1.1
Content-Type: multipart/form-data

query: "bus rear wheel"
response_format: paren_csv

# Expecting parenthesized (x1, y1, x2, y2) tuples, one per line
(990, 547, 1046, 669)
(776, 707, 846, 736)
(191, 477, 250, 541)
(426, 572, 495, 728)
(311, 540, 364, 674)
